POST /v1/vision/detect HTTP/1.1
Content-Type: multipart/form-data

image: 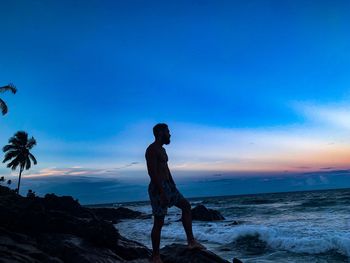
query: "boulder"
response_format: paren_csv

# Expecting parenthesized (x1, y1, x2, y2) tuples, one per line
(0, 227, 63, 263)
(0, 185, 151, 262)
(90, 207, 143, 223)
(37, 233, 125, 263)
(226, 221, 240, 226)
(191, 205, 225, 221)
(115, 235, 151, 260)
(0, 185, 242, 263)
(160, 243, 229, 263)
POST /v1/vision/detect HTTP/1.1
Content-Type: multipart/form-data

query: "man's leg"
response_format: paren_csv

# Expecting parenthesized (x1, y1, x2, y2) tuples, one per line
(175, 198, 206, 249)
(151, 215, 165, 262)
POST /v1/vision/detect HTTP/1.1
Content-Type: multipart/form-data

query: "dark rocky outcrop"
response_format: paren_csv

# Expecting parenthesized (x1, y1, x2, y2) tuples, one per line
(160, 244, 229, 263)
(0, 186, 150, 262)
(0, 186, 241, 262)
(0, 227, 63, 263)
(191, 205, 225, 221)
(90, 207, 144, 223)
(36, 233, 125, 263)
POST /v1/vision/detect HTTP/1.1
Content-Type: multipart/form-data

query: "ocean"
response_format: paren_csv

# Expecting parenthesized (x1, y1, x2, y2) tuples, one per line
(115, 188, 350, 262)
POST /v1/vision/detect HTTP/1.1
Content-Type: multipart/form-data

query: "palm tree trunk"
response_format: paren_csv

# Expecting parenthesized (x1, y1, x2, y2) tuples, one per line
(17, 168, 23, 195)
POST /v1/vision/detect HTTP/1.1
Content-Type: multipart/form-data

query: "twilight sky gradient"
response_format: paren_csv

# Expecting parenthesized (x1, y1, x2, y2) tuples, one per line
(1, 0, 350, 203)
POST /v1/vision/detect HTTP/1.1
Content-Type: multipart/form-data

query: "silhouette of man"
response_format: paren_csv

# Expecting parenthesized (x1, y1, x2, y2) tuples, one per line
(145, 123, 205, 263)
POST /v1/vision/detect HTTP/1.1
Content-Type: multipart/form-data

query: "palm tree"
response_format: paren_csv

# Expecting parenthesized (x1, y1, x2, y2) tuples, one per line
(2, 131, 37, 194)
(0, 83, 17, 115)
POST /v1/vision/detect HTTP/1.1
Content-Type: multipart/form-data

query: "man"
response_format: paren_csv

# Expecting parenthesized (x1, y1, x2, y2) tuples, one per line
(145, 123, 205, 263)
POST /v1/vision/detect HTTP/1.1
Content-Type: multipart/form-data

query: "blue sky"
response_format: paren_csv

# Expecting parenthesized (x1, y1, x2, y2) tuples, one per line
(1, 0, 350, 203)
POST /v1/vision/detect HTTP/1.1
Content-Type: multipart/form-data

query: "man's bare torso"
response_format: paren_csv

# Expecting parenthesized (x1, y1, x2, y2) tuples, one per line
(146, 143, 170, 182)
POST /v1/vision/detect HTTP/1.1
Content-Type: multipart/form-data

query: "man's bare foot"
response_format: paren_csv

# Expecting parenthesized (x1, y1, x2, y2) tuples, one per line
(150, 254, 163, 263)
(188, 239, 206, 250)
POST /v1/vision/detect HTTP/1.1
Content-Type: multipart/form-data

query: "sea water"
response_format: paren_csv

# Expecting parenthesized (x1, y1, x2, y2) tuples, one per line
(115, 188, 350, 262)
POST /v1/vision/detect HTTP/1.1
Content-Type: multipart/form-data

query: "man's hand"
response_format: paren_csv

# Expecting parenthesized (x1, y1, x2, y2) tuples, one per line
(160, 191, 169, 207)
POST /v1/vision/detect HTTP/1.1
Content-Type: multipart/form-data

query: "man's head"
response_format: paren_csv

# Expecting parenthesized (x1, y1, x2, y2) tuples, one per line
(153, 123, 171, 145)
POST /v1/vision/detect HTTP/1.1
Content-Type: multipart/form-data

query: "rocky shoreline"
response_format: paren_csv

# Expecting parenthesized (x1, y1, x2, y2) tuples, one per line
(0, 186, 242, 263)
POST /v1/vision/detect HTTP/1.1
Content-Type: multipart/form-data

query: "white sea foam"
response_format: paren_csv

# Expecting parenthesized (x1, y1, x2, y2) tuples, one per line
(193, 224, 350, 257)
(118, 219, 350, 257)
(116, 189, 350, 262)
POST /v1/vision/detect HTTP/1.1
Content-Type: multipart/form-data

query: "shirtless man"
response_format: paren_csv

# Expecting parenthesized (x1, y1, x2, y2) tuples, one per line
(145, 123, 205, 263)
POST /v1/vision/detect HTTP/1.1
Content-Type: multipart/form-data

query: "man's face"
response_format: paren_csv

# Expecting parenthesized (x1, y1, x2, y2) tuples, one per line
(162, 128, 171, 145)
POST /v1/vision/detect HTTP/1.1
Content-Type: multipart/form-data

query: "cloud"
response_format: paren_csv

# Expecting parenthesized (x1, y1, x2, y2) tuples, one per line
(114, 162, 140, 170)
(8, 102, 350, 177)
(24, 167, 109, 178)
(19, 175, 147, 205)
(22, 164, 141, 179)
(16, 115, 350, 177)
(294, 102, 350, 130)
(166, 121, 350, 173)
(295, 166, 312, 169)
(13, 168, 350, 205)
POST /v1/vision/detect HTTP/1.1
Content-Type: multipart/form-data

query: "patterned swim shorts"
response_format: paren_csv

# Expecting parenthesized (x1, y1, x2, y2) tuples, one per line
(148, 180, 185, 217)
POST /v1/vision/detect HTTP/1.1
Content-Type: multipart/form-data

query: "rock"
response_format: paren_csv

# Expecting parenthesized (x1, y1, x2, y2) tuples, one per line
(233, 258, 243, 263)
(116, 235, 151, 260)
(0, 185, 242, 263)
(160, 243, 230, 263)
(127, 260, 150, 263)
(41, 193, 94, 218)
(43, 193, 80, 211)
(0, 185, 151, 262)
(191, 205, 225, 221)
(90, 207, 143, 223)
(226, 221, 240, 226)
(37, 233, 125, 263)
(233, 234, 268, 255)
(0, 227, 63, 263)
(136, 214, 152, 220)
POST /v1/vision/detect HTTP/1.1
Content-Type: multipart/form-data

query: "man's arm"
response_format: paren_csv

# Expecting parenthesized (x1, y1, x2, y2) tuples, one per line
(167, 166, 176, 186)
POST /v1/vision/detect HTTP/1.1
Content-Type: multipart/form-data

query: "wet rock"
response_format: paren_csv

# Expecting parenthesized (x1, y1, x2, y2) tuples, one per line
(160, 243, 230, 263)
(233, 234, 268, 255)
(90, 207, 143, 223)
(116, 235, 151, 260)
(226, 221, 240, 226)
(191, 205, 225, 221)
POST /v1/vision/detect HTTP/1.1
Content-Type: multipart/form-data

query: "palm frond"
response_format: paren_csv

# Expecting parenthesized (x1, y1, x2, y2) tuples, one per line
(7, 157, 20, 171)
(26, 137, 37, 149)
(0, 98, 8, 115)
(15, 131, 28, 145)
(0, 83, 17, 94)
(28, 153, 37, 165)
(3, 144, 19, 152)
(3, 150, 20, 163)
(25, 156, 31, 170)
(8, 137, 21, 146)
